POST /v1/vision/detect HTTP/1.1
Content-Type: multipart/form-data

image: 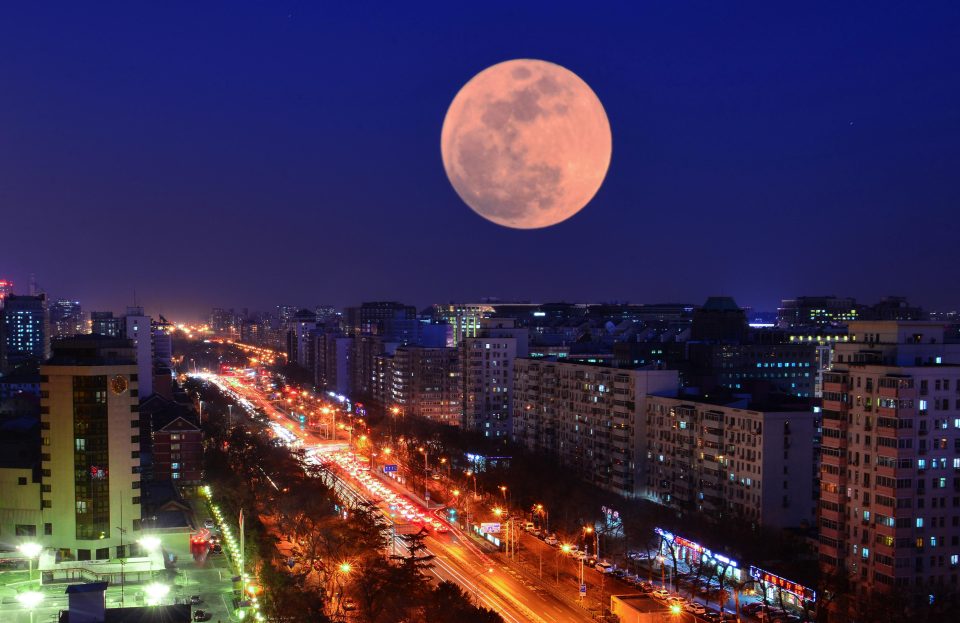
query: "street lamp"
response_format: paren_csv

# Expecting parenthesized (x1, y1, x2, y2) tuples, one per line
(465, 470, 478, 499)
(18, 543, 42, 584)
(16, 591, 44, 623)
(144, 582, 170, 606)
(558, 544, 572, 584)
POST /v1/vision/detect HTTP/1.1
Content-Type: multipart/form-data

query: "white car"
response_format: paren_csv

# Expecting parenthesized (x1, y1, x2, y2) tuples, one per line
(652, 589, 670, 600)
(685, 602, 706, 615)
(544, 536, 558, 546)
(595, 561, 615, 573)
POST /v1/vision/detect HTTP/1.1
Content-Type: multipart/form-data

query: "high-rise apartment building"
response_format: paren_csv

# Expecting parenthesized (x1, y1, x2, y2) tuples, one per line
(644, 393, 816, 528)
(389, 346, 461, 426)
(50, 299, 85, 339)
(39, 336, 142, 559)
(1, 293, 50, 369)
(819, 321, 960, 597)
(461, 319, 529, 437)
(513, 358, 679, 497)
(122, 307, 153, 399)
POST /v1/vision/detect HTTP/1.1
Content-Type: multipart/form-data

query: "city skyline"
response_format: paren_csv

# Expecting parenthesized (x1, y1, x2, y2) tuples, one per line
(2, 3, 959, 317)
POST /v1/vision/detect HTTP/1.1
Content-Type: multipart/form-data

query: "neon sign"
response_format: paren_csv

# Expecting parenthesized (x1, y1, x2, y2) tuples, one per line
(749, 566, 816, 602)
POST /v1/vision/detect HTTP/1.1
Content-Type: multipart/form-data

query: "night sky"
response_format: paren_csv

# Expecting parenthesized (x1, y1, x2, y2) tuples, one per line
(2, 2, 959, 319)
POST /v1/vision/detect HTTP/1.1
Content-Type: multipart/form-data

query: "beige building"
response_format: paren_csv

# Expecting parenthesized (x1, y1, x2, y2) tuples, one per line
(39, 336, 142, 561)
(513, 358, 678, 497)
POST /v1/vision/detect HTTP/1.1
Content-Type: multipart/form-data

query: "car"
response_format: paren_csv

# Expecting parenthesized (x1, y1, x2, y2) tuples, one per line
(193, 610, 211, 622)
(203, 518, 215, 529)
(572, 550, 587, 560)
(652, 589, 671, 600)
(685, 602, 706, 615)
(342, 597, 357, 611)
(668, 595, 688, 606)
(595, 561, 615, 573)
(743, 603, 766, 615)
(544, 536, 558, 546)
(189, 595, 202, 605)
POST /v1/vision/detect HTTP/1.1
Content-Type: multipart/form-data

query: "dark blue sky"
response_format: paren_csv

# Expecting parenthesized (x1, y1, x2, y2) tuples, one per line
(2, 2, 959, 319)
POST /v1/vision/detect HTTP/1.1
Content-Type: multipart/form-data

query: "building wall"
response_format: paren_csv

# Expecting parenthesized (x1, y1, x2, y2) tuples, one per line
(513, 359, 679, 497)
(819, 321, 960, 595)
(389, 346, 461, 426)
(123, 310, 153, 399)
(152, 421, 202, 485)
(645, 396, 815, 528)
(40, 362, 141, 559)
(0, 466, 43, 541)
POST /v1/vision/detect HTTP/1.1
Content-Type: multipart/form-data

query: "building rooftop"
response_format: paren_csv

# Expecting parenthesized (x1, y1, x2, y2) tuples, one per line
(45, 335, 136, 366)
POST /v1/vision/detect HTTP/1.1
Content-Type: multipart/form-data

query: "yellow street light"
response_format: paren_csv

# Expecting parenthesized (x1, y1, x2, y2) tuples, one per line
(493, 507, 503, 517)
(670, 603, 683, 615)
(561, 544, 572, 553)
(339, 562, 352, 574)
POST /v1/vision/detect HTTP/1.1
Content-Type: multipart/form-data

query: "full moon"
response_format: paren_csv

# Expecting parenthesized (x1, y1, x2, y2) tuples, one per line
(441, 59, 612, 229)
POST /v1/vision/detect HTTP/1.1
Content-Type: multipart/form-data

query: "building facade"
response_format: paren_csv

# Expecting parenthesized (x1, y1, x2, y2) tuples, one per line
(389, 346, 461, 426)
(513, 358, 679, 497)
(2, 293, 50, 369)
(152, 415, 202, 488)
(645, 394, 816, 528)
(461, 319, 528, 438)
(50, 299, 85, 340)
(38, 336, 142, 560)
(819, 321, 960, 597)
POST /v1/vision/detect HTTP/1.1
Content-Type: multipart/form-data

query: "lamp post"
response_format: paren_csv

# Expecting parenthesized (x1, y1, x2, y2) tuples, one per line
(534, 503, 549, 534)
(418, 446, 430, 505)
(18, 543, 42, 585)
(465, 470, 478, 500)
(16, 591, 43, 623)
(558, 544, 571, 585)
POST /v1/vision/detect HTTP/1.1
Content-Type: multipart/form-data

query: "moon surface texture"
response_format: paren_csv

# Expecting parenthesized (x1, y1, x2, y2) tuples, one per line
(441, 59, 612, 229)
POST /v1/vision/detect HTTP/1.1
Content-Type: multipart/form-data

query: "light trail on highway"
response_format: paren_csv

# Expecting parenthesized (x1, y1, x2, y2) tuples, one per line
(192, 369, 594, 623)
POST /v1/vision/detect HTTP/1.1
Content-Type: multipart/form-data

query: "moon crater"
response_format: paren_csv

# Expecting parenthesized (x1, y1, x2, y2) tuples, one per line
(441, 59, 611, 229)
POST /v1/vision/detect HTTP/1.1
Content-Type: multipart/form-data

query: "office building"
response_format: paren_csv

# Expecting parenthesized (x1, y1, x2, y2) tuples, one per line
(461, 319, 529, 437)
(344, 301, 416, 336)
(513, 358, 679, 497)
(645, 392, 816, 528)
(2, 293, 50, 369)
(90, 311, 121, 338)
(34, 336, 141, 559)
(819, 321, 960, 596)
(50, 299, 85, 339)
(432, 303, 495, 346)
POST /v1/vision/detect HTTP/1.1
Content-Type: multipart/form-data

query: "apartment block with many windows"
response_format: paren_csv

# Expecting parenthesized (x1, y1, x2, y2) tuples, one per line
(513, 358, 678, 497)
(819, 321, 960, 596)
(645, 393, 816, 528)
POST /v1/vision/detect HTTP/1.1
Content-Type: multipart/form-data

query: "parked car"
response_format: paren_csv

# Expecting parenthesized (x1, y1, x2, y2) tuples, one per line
(189, 595, 202, 605)
(524, 521, 535, 532)
(193, 610, 211, 622)
(743, 603, 766, 615)
(572, 550, 587, 560)
(544, 535, 558, 546)
(652, 589, 670, 600)
(342, 597, 357, 611)
(685, 602, 707, 615)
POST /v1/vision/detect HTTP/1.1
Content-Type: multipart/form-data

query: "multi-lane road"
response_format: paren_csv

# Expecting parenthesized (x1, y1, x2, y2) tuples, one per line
(199, 370, 596, 623)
